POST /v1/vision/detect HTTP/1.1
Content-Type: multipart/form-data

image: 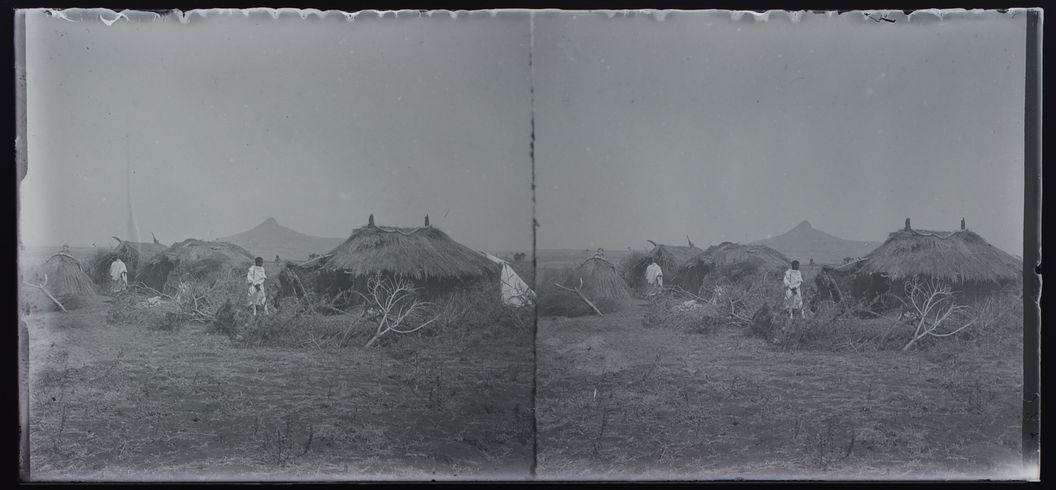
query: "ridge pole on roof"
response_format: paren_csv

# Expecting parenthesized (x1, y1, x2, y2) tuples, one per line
(152, 232, 160, 245)
(687, 235, 694, 248)
(112, 236, 123, 245)
(904, 217, 911, 231)
(425, 214, 430, 227)
(960, 218, 966, 230)
(368, 214, 375, 227)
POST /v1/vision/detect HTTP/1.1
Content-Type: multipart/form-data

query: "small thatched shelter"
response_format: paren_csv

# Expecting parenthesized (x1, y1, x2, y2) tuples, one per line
(309, 215, 497, 299)
(852, 223, 1021, 300)
(676, 242, 791, 293)
(90, 235, 168, 285)
(627, 239, 704, 293)
(39, 252, 96, 296)
(139, 239, 255, 292)
(557, 256, 634, 311)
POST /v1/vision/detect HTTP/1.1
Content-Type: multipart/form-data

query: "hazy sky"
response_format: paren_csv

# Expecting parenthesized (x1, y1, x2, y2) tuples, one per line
(20, 9, 533, 252)
(534, 10, 1026, 255)
(20, 9, 1028, 256)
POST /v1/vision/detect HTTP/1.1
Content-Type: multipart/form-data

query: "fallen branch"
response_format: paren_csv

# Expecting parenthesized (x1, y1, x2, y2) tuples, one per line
(554, 278, 603, 316)
(23, 274, 67, 313)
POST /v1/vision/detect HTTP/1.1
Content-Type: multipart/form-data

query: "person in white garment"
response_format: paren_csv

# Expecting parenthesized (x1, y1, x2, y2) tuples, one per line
(109, 257, 128, 293)
(783, 260, 805, 319)
(645, 258, 664, 296)
(247, 256, 269, 316)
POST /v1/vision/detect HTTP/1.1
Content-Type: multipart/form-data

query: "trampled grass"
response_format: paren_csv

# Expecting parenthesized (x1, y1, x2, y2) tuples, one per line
(24, 288, 534, 481)
(534, 304, 1024, 480)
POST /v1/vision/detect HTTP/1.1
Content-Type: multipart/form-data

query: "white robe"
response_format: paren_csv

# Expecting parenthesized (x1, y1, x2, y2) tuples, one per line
(247, 265, 267, 305)
(109, 260, 127, 282)
(646, 263, 664, 288)
(783, 269, 803, 309)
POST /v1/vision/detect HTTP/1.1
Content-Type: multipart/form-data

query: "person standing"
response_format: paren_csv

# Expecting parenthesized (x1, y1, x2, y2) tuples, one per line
(645, 258, 664, 296)
(247, 256, 269, 316)
(109, 257, 128, 293)
(783, 260, 805, 319)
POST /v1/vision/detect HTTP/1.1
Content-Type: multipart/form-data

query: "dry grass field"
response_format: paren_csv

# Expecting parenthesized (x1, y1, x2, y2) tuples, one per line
(22, 263, 534, 481)
(534, 256, 1025, 480)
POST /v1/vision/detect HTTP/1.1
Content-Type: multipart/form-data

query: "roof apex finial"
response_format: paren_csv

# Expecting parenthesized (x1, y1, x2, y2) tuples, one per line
(904, 217, 911, 231)
(960, 217, 966, 230)
(425, 214, 430, 227)
(368, 214, 375, 227)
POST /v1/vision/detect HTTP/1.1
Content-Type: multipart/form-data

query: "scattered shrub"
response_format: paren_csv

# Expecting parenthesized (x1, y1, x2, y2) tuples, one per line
(641, 296, 723, 335)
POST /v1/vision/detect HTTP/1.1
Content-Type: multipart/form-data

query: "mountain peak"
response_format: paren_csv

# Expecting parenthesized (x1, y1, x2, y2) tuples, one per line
(261, 217, 279, 227)
(792, 220, 813, 231)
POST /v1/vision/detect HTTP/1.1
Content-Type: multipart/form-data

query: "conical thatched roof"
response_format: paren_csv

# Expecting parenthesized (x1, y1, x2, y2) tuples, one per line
(41, 253, 96, 296)
(858, 228, 1020, 285)
(318, 222, 495, 282)
(679, 242, 790, 286)
(564, 256, 633, 303)
(140, 239, 255, 291)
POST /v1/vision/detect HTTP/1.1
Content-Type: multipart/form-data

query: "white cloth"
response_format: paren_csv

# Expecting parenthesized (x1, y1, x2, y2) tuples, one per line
(499, 263, 535, 307)
(247, 265, 267, 305)
(783, 269, 804, 309)
(646, 263, 664, 287)
(109, 259, 128, 282)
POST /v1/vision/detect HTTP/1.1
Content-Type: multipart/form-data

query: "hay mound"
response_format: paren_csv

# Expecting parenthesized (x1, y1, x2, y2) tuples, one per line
(140, 239, 255, 292)
(90, 238, 168, 284)
(553, 256, 634, 314)
(39, 253, 96, 296)
(680, 242, 790, 290)
(626, 243, 704, 293)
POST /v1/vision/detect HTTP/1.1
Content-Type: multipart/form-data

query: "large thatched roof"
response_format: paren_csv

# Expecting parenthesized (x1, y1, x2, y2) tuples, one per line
(41, 253, 96, 296)
(858, 228, 1020, 285)
(318, 219, 495, 282)
(140, 239, 255, 291)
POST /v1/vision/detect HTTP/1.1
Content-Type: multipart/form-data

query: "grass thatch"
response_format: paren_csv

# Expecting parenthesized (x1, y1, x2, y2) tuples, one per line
(89, 238, 169, 285)
(859, 229, 1021, 286)
(139, 239, 255, 292)
(315, 222, 496, 292)
(39, 253, 96, 296)
(560, 256, 634, 306)
(678, 242, 790, 292)
(625, 244, 704, 293)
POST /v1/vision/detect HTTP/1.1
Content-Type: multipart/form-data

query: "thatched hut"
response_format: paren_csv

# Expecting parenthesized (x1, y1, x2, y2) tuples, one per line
(309, 215, 497, 300)
(852, 223, 1021, 301)
(139, 239, 255, 292)
(676, 242, 791, 293)
(627, 239, 704, 293)
(39, 252, 96, 296)
(556, 256, 634, 311)
(90, 235, 168, 285)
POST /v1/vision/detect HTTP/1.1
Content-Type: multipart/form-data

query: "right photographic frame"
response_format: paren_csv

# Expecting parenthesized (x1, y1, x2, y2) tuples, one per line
(530, 9, 1040, 480)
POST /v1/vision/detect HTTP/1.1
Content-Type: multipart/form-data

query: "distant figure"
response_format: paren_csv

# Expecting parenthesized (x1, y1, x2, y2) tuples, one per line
(275, 254, 281, 263)
(809, 258, 815, 266)
(593, 248, 605, 259)
(645, 258, 664, 296)
(60, 244, 71, 256)
(247, 256, 269, 316)
(109, 257, 128, 293)
(961, 218, 966, 230)
(783, 260, 805, 319)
